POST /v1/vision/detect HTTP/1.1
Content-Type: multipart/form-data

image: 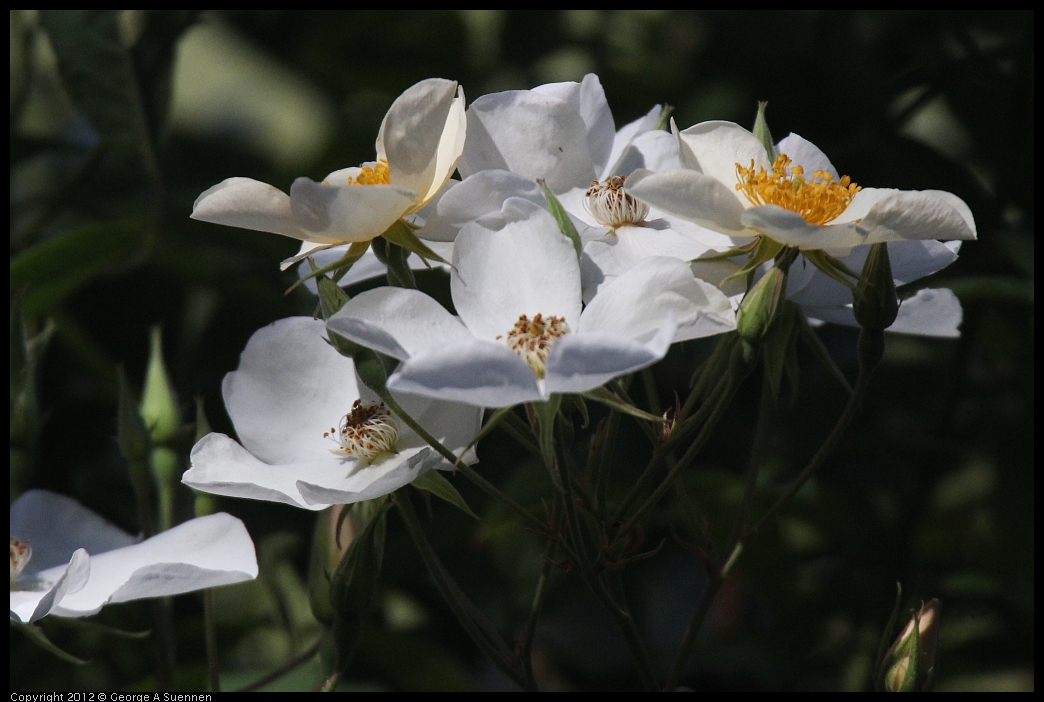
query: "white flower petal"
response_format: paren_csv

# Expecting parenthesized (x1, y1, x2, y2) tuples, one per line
(533, 73, 615, 177)
(282, 241, 337, 271)
(579, 256, 735, 343)
(9, 490, 138, 572)
(51, 514, 257, 616)
(459, 90, 595, 193)
(388, 337, 542, 408)
(289, 178, 417, 243)
(677, 121, 771, 194)
(420, 170, 544, 242)
(608, 130, 682, 178)
(544, 324, 675, 395)
(626, 168, 750, 235)
(10, 549, 90, 623)
(452, 199, 582, 340)
(740, 205, 853, 249)
(393, 389, 484, 459)
(605, 104, 662, 177)
(380, 79, 466, 204)
(583, 223, 716, 278)
(192, 177, 309, 240)
(185, 432, 342, 509)
(805, 288, 963, 338)
(327, 287, 470, 361)
(775, 133, 839, 181)
(222, 317, 361, 465)
(297, 448, 440, 506)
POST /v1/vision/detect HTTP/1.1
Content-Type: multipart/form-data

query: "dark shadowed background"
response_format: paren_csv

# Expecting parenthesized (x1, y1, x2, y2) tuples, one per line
(11, 10, 1033, 691)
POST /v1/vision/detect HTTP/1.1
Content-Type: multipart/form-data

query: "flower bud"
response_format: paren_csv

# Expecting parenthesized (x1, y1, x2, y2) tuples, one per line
(141, 327, 181, 444)
(854, 243, 899, 332)
(883, 598, 941, 692)
(737, 265, 788, 345)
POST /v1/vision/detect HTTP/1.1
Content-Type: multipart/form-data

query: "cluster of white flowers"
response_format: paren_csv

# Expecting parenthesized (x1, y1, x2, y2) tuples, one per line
(184, 74, 976, 515)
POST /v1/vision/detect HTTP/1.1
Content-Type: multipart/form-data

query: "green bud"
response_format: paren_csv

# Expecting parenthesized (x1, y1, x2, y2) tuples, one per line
(853, 243, 899, 332)
(351, 347, 389, 395)
(329, 503, 387, 667)
(140, 327, 181, 444)
(753, 101, 777, 162)
(308, 506, 353, 627)
(371, 237, 417, 289)
(737, 265, 788, 345)
(883, 599, 941, 692)
(317, 276, 350, 320)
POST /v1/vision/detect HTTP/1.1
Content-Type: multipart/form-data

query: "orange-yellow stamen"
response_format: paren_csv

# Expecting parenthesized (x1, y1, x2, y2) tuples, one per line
(348, 159, 391, 186)
(735, 154, 860, 226)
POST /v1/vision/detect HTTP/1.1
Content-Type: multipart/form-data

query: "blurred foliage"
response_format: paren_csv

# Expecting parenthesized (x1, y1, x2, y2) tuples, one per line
(10, 10, 1033, 691)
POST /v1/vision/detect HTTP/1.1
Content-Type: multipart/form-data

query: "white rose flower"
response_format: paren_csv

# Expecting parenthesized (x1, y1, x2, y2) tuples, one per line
(10, 490, 257, 622)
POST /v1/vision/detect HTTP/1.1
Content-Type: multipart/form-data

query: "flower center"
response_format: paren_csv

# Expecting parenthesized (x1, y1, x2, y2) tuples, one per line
(735, 154, 860, 226)
(10, 537, 31, 585)
(348, 159, 391, 186)
(584, 175, 649, 228)
(500, 314, 570, 379)
(324, 400, 399, 461)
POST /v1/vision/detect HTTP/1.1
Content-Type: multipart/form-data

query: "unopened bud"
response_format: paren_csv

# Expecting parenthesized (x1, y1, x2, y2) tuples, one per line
(737, 265, 788, 345)
(884, 598, 941, 692)
(141, 327, 181, 444)
(854, 243, 899, 332)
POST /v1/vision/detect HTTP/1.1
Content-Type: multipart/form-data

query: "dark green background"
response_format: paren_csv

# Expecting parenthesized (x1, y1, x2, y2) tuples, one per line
(10, 11, 1033, 691)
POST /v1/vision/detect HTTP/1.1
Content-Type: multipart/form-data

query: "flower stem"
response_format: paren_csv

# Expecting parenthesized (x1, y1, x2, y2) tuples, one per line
(203, 589, 220, 692)
(520, 537, 556, 690)
(396, 489, 530, 689)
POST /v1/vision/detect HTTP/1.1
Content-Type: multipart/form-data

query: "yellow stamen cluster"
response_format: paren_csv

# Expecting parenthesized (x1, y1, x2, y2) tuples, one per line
(349, 159, 391, 186)
(501, 314, 570, 379)
(10, 537, 31, 585)
(325, 399, 399, 461)
(735, 154, 860, 226)
(584, 175, 649, 228)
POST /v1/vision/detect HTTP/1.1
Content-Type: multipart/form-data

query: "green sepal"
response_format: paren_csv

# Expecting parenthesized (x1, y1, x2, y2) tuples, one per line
(753, 101, 777, 162)
(348, 347, 390, 395)
(736, 265, 788, 345)
(654, 103, 675, 132)
(287, 241, 370, 295)
(874, 582, 906, 691)
(380, 218, 451, 267)
(412, 470, 479, 520)
(324, 329, 367, 362)
(140, 326, 180, 444)
(803, 249, 861, 293)
(317, 276, 350, 320)
(12, 620, 88, 665)
(537, 180, 582, 259)
(583, 387, 666, 423)
(720, 236, 784, 287)
(328, 500, 389, 668)
(371, 236, 417, 289)
(853, 243, 899, 331)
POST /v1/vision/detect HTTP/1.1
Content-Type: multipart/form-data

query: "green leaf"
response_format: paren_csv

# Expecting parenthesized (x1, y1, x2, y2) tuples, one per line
(412, 470, 479, 520)
(10, 221, 145, 315)
(12, 620, 89, 665)
(531, 396, 563, 488)
(582, 387, 665, 423)
(39, 11, 154, 180)
(380, 219, 451, 266)
(536, 180, 582, 259)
